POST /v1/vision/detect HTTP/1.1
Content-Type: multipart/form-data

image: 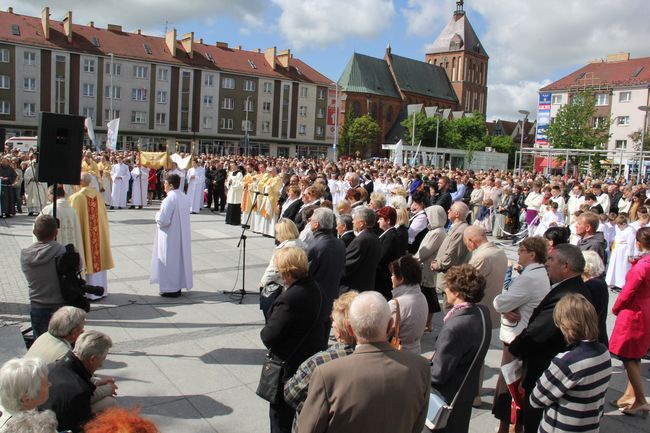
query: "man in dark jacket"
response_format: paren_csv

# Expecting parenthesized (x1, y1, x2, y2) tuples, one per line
(307, 208, 346, 336)
(0, 156, 17, 217)
(432, 175, 452, 211)
(210, 163, 227, 212)
(576, 211, 608, 265)
(41, 330, 115, 433)
(21, 215, 66, 338)
(336, 214, 355, 247)
(509, 244, 593, 433)
(341, 207, 381, 293)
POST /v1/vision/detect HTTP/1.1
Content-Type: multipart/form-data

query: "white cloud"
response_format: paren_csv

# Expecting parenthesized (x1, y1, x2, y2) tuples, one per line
(271, 0, 396, 49)
(401, 0, 456, 36)
(487, 80, 551, 121)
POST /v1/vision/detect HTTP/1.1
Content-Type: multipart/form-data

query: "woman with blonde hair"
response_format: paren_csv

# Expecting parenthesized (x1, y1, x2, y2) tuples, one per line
(260, 219, 306, 320)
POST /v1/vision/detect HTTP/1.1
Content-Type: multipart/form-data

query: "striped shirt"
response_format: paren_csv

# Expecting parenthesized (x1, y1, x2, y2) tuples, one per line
(531, 341, 612, 433)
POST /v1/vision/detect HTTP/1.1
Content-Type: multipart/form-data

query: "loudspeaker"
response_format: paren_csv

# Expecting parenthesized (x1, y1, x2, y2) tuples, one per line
(37, 112, 84, 185)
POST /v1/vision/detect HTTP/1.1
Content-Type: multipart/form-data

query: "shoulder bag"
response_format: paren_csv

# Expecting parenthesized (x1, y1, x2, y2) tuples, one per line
(425, 306, 487, 431)
(256, 287, 323, 404)
(390, 298, 402, 350)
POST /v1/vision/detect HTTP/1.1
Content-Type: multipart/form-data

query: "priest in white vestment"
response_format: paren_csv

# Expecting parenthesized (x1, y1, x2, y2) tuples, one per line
(23, 161, 48, 215)
(110, 158, 131, 209)
(150, 173, 193, 297)
(129, 164, 149, 209)
(170, 163, 186, 194)
(186, 160, 205, 214)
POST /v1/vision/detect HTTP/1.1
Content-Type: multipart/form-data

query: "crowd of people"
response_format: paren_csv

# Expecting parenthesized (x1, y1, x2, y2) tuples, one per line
(1, 144, 650, 433)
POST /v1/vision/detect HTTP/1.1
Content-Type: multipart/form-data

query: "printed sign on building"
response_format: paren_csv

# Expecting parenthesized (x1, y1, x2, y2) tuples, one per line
(326, 89, 337, 140)
(535, 92, 551, 147)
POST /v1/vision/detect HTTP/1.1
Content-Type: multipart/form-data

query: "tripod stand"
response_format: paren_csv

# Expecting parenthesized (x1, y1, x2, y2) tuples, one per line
(224, 191, 259, 304)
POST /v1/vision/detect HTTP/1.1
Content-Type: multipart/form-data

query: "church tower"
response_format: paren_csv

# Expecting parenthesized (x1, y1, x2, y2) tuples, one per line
(425, 1, 489, 115)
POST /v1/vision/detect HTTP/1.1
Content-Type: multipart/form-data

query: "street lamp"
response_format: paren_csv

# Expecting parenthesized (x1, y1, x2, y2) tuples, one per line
(433, 111, 442, 169)
(517, 109, 530, 175)
(638, 105, 650, 183)
(332, 82, 339, 161)
(244, 95, 252, 157)
(108, 53, 114, 121)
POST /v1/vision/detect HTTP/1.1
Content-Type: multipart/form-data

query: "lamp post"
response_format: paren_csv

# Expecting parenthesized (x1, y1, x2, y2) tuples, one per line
(517, 109, 530, 175)
(638, 105, 650, 183)
(108, 53, 114, 121)
(333, 82, 339, 161)
(244, 95, 251, 157)
(434, 112, 441, 169)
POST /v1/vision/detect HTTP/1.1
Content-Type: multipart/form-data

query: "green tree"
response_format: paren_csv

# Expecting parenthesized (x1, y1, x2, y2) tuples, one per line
(339, 110, 357, 155)
(348, 115, 381, 158)
(546, 92, 611, 149)
(400, 113, 438, 146)
(490, 135, 516, 168)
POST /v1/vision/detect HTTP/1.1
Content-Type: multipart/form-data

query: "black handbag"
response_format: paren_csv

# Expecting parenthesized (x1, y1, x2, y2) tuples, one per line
(256, 287, 323, 404)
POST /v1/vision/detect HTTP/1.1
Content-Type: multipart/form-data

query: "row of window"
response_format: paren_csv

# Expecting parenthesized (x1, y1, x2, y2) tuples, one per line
(551, 91, 633, 105)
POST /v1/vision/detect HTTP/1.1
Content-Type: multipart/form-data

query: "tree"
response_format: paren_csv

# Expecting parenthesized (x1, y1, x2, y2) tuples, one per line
(546, 91, 611, 149)
(400, 113, 438, 146)
(490, 135, 516, 168)
(348, 115, 380, 158)
(339, 110, 357, 155)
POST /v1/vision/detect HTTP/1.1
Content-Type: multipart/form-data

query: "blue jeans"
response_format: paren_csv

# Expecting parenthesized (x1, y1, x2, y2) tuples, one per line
(30, 307, 59, 339)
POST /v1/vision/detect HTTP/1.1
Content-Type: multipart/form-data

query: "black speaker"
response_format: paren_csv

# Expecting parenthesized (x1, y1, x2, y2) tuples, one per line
(37, 112, 84, 185)
(0, 128, 5, 153)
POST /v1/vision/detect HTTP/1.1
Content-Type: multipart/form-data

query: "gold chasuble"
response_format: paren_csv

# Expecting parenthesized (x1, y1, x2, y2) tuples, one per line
(69, 187, 114, 274)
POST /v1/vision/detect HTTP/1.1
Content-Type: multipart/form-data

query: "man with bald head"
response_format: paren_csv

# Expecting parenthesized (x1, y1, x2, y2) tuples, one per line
(431, 201, 470, 291)
(69, 172, 114, 299)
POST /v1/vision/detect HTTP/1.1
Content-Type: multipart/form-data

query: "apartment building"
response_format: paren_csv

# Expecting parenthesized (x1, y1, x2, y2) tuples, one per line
(0, 7, 335, 157)
(538, 53, 650, 175)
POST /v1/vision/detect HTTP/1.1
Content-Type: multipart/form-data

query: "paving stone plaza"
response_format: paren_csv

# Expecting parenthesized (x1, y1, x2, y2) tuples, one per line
(0, 207, 648, 432)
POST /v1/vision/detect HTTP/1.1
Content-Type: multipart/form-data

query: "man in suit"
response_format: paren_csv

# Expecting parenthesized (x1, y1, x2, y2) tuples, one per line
(297, 291, 430, 433)
(307, 208, 346, 337)
(336, 214, 355, 247)
(509, 244, 592, 433)
(340, 207, 382, 293)
(431, 201, 470, 291)
(432, 175, 453, 211)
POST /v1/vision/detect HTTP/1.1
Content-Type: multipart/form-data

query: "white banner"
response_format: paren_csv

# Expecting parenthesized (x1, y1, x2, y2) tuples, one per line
(85, 117, 98, 151)
(170, 152, 192, 169)
(393, 139, 404, 167)
(106, 118, 120, 150)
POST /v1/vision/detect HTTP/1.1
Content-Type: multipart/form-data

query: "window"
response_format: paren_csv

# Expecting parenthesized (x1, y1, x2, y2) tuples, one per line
(23, 102, 36, 117)
(222, 77, 235, 89)
(82, 83, 95, 97)
(220, 118, 233, 130)
(317, 107, 325, 118)
(619, 91, 632, 102)
(262, 101, 271, 112)
(241, 119, 253, 132)
(244, 80, 256, 91)
(83, 59, 95, 73)
(131, 88, 147, 101)
(551, 94, 563, 105)
(0, 49, 9, 63)
(592, 117, 605, 128)
(615, 139, 627, 149)
(104, 109, 120, 120)
(318, 88, 326, 100)
(204, 74, 214, 86)
(143, 44, 153, 55)
(203, 95, 213, 107)
(595, 93, 608, 106)
(92, 37, 101, 47)
(156, 90, 167, 104)
(0, 75, 9, 89)
(105, 62, 121, 76)
(299, 106, 307, 117)
(105, 86, 121, 99)
(157, 68, 168, 81)
(0, 101, 10, 114)
(617, 116, 630, 125)
(263, 82, 272, 93)
(262, 121, 270, 133)
(155, 112, 166, 125)
(82, 107, 95, 119)
(298, 124, 307, 135)
(133, 65, 148, 79)
(316, 126, 324, 137)
(131, 111, 147, 124)
(11, 25, 20, 36)
(300, 87, 308, 98)
(202, 116, 213, 128)
(24, 51, 36, 66)
(24, 77, 36, 92)
(244, 99, 254, 112)
(222, 97, 234, 110)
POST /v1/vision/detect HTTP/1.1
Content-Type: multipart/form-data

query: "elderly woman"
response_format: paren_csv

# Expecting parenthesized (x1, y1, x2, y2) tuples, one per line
(260, 219, 307, 320)
(431, 264, 492, 433)
(469, 181, 485, 224)
(582, 251, 609, 346)
(494, 186, 512, 239)
(414, 205, 447, 331)
(0, 409, 58, 433)
(387, 255, 428, 354)
(0, 358, 50, 428)
(609, 227, 650, 415)
(531, 294, 611, 431)
(375, 206, 401, 300)
(284, 291, 358, 431)
(492, 237, 551, 433)
(260, 247, 328, 433)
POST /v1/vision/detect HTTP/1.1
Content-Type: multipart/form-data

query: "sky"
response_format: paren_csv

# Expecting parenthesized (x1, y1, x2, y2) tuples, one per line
(6, 0, 650, 122)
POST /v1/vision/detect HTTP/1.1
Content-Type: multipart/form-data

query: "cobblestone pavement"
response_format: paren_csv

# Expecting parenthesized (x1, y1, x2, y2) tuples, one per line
(0, 207, 647, 432)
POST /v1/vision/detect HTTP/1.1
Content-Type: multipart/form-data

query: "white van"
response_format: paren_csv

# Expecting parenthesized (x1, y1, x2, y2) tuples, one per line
(5, 136, 38, 152)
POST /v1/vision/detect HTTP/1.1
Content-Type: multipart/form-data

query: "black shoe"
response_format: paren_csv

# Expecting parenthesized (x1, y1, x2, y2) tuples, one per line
(109, 206, 115, 210)
(129, 205, 135, 209)
(138, 206, 143, 209)
(118, 207, 124, 209)
(160, 290, 182, 298)
(191, 212, 199, 214)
